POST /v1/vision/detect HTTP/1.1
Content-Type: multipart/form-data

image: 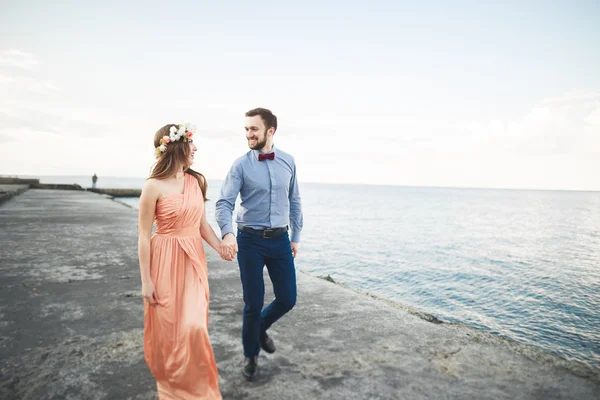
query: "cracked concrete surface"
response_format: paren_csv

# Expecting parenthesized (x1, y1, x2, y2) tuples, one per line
(1, 188, 599, 399)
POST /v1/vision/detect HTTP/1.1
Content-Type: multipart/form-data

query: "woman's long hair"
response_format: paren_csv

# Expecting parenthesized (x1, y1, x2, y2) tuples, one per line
(149, 123, 208, 200)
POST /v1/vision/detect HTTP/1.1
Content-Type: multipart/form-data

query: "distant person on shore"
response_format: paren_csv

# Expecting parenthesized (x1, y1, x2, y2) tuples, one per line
(92, 173, 98, 189)
(138, 123, 231, 399)
(216, 108, 303, 381)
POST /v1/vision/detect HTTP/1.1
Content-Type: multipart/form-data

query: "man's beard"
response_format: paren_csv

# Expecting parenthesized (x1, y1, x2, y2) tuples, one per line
(248, 136, 268, 150)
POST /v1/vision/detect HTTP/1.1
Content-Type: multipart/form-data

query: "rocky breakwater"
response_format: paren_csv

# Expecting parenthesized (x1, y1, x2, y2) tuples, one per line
(86, 188, 142, 197)
(0, 177, 83, 191)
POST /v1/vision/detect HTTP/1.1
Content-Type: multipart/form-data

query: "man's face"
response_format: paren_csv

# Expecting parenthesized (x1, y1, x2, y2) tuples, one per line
(245, 115, 270, 150)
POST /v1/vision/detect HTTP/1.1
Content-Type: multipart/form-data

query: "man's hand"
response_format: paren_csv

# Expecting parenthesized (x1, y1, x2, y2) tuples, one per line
(219, 241, 235, 261)
(291, 242, 299, 258)
(220, 233, 238, 261)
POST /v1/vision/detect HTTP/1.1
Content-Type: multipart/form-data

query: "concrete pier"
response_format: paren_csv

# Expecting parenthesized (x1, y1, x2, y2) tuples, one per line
(0, 189, 598, 399)
(0, 184, 29, 205)
(0, 177, 141, 197)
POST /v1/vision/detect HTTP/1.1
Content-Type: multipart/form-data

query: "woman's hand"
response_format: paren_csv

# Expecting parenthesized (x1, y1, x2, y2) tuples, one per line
(219, 240, 236, 261)
(142, 281, 158, 305)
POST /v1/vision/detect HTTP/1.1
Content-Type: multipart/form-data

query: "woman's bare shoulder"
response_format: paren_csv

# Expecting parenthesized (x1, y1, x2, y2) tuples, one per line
(142, 178, 163, 198)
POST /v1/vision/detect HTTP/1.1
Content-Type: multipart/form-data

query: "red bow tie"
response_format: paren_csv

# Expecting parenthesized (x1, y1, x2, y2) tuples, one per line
(258, 152, 275, 161)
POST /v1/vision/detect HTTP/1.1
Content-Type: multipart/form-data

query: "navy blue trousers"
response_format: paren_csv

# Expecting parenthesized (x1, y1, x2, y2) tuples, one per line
(236, 229, 297, 357)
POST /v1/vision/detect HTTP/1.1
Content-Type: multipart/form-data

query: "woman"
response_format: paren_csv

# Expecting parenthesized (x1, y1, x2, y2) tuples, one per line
(138, 123, 230, 399)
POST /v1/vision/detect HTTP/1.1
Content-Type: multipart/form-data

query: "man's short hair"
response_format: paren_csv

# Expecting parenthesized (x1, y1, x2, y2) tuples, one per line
(246, 108, 277, 132)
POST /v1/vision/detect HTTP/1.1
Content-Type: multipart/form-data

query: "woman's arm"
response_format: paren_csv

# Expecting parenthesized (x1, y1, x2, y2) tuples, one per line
(199, 175, 234, 261)
(138, 179, 159, 304)
(200, 210, 222, 253)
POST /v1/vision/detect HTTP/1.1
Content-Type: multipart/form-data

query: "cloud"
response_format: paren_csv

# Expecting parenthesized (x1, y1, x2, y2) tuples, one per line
(0, 133, 18, 143)
(585, 105, 600, 125)
(520, 92, 600, 156)
(0, 49, 60, 101)
(0, 107, 118, 139)
(0, 109, 63, 134)
(0, 71, 60, 97)
(0, 44, 596, 190)
(426, 91, 600, 159)
(197, 127, 239, 140)
(0, 49, 39, 71)
(0, 49, 80, 139)
(541, 90, 600, 105)
(290, 90, 600, 189)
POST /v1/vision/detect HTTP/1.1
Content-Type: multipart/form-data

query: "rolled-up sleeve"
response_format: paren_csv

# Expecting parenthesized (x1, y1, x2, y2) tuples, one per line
(215, 162, 243, 238)
(288, 162, 303, 243)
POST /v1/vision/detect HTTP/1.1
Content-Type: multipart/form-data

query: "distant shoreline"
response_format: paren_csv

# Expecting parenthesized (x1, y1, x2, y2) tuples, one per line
(2, 174, 600, 193)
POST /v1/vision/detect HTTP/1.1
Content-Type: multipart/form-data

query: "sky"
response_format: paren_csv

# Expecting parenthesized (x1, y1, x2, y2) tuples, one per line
(1, 0, 599, 190)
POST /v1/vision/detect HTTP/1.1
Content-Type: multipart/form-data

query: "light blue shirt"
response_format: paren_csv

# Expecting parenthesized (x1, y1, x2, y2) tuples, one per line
(216, 146, 303, 243)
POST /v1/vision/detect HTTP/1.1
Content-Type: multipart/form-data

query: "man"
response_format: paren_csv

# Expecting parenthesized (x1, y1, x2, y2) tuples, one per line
(216, 107, 303, 381)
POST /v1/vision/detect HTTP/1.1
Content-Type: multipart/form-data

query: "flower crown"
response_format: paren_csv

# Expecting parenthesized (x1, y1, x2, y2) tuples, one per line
(155, 123, 196, 157)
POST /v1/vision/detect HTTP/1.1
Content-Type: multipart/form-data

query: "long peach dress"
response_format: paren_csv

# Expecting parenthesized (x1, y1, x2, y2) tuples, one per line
(144, 173, 222, 400)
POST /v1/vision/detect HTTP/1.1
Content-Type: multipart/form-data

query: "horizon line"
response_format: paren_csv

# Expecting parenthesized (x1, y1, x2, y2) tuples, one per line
(3, 173, 599, 194)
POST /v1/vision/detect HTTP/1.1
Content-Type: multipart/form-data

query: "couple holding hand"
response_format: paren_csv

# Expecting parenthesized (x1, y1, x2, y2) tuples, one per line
(138, 107, 303, 399)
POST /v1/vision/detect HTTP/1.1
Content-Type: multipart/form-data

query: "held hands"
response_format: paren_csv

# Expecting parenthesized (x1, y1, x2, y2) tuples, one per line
(217, 234, 295, 260)
(219, 233, 238, 261)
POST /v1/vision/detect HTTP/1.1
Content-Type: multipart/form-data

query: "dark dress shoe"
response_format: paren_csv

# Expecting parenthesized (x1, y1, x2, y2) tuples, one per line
(260, 332, 276, 354)
(242, 356, 258, 381)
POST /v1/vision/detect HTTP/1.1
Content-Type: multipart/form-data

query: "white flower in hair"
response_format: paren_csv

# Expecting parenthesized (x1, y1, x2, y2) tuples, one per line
(155, 122, 195, 157)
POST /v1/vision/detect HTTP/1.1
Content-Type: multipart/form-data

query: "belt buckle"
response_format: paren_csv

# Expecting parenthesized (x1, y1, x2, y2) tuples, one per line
(262, 229, 274, 239)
